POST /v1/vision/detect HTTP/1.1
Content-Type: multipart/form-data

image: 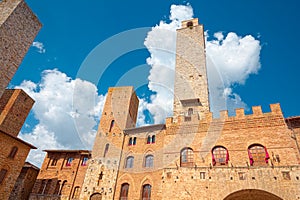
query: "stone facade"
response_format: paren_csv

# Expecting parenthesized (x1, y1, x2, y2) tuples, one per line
(80, 87, 139, 200)
(9, 162, 40, 200)
(0, 0, 41, 97)
(29, 150, 91, 200)
(0, 89, 35, 137)
(78, 18, 300, 200)
(32, 18, 300, 200)
(173, 18, 209, 120)
(0, 0, 41, 199)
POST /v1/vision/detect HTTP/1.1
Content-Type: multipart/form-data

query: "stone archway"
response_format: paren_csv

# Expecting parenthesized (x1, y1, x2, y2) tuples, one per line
(90, 192, 102, 200)
(224, 189, 283, 200)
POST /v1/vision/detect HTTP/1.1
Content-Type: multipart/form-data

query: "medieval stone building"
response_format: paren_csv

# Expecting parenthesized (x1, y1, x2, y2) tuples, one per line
(76, 18, 300, 200)
(0, 0, 41, 199)
(32, 18, 300, 200)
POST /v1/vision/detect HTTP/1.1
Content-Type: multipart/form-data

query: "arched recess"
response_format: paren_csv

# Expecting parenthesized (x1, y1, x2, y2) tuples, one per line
(223, 189, 283, 200)
(90, 192, 102, 200)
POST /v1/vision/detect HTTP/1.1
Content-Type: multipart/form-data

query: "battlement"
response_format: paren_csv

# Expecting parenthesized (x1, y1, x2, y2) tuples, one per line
(166, 103, 285, 130)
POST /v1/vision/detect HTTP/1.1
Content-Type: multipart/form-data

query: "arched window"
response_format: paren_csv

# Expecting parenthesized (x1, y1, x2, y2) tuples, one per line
(188, 108, 193, 116)
(187, 21, 193, 28)
(59, 180, 67, 195)
(72, 186, 80, 199)
(119, 183, 129, 200)
(142, 184, 151, 200)
(180, 148, 194, 167)
(109, 120, 115, 132)
(125, 156, 134, 168)
(128, 137, 137, 146)
(8, 146, 18, 159)
(147, 136, 151, 144)
(212, 146, 229, 166)
(144, 155, 154, 168)
(151, 135, 155, 144)
(103, 143, 109, 158)
(146, 135, 156, 144)
(248, 144, 270, 166)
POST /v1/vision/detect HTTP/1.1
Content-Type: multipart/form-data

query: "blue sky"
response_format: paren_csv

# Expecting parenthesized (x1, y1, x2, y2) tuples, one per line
(9, 0, 300, 166)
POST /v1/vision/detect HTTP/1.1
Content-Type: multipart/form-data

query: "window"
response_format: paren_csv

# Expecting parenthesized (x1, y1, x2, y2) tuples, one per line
(142, 184, 151, 200)
(97, 172, 104, 186)
(0, 169, 8, 184)
(38, 179, 47, 194)
(44, 179, 52, 194)
(187, 21, 193, 28)
(144, 155, 154, 168)
(72, 186, 80, 199)
(200, 172, 205, 179)
(103, 143, 109, 158)
(119, 183, 129, 200)
(180, 148, 194, 167)
(59, 180, 67, 195)
(146, 135, 155, 144)
(51, 158, 58, 166)
(248, 144, 270, 166)
(151, 135, 155, 144)
(125, 156, 134, 168)
(212, 146, 229, 166)
(238, 172, 246, 180)
(188, 108, 193, 116)
(128, 137, 137, 146)
(82, 157, 88, 166)
(66, 157, 73, 166)
(282, 172, 291, 180)
(54, 180, 61, 195)
(109, 120, 115, 132)
(8, 146, 18, 159)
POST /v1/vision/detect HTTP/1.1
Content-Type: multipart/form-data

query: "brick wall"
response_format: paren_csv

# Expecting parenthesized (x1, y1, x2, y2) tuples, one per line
(29, 150, 91, 200)
(0, 131, 33, 200)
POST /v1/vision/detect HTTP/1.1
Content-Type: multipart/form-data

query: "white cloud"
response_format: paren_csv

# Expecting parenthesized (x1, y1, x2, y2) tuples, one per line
(32, 41, 46, 53)
(142, 4, 262, 121)
(16, 69, 105, 167)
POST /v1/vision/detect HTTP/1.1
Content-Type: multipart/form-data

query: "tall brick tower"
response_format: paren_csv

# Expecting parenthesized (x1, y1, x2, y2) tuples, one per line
(173, 18, 209, 119)
(80, 86, 139, 199)
(0, 0, 41, 97)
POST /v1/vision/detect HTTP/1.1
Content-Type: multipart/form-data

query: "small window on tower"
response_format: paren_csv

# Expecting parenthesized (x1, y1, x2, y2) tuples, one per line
(187, 21, 193, 28)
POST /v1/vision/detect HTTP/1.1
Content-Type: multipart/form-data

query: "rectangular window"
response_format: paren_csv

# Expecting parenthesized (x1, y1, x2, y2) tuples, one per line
(51, 158, 58, 166)
(200, 172, 205, 179)
(282, 171, 291, 180)
(238, 172, 246, 180)
(0, 169, 8, 184)
(82, 157, 88, 166)
(66, 157, 73, 166)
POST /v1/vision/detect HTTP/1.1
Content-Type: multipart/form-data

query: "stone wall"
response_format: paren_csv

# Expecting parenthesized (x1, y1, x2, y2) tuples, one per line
(0, 0, 41, 97)
(0, 89, 34, 137)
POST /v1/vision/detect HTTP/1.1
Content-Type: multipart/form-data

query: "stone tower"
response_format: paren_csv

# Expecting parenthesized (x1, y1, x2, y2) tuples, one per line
(0, 89, 35, 137)
(173, 18, 209, 120)
(80, 86, 139, 199)
(0, 0, 41, 97)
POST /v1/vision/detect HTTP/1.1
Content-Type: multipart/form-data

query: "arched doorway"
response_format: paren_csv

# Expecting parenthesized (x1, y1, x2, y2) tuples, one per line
(90, 193, 102, 200)
(224, 189, 283, 200)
